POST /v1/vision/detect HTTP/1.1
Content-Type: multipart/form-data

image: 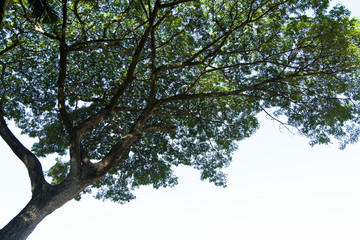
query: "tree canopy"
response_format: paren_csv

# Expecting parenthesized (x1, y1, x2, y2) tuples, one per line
(0, 0, 360, 238)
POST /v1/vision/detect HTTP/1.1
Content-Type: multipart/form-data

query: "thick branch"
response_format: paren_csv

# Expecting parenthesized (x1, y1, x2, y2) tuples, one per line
(68, 130, 82, 177)
(57, 0, 73, 132)
(58, 0, 82, 176)
(159, 0, 195, 8)
(90, 133, 140, 179)
(109, 1, 160, 106)
(90, 100, 163, 177)
(57, 49, 73, 132)
(73, 0, 86, 40)
(0, 112, 47, 195)
(143, 125, 176, 132)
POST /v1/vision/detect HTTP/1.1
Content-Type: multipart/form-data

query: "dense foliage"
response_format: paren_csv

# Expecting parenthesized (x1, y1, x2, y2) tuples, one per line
(1, 0, 360, 204)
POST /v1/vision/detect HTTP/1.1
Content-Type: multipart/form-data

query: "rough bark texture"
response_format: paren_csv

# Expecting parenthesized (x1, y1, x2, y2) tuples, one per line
(0, 115, 140, 239)
(0, 111, 92, 239)
(0, 192, 55, 240)
(0, 178, 89, 240)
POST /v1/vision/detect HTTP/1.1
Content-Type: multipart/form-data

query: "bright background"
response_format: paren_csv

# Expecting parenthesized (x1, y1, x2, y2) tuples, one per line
(1, 1, 360, 239)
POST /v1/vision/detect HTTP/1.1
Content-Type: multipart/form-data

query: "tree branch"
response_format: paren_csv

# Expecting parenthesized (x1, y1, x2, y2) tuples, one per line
(143, 125, 176, 132)
(57, 0, 82, 177)
(57, 0, 72, 132)
(0, 111, 48, 195)
(155, 15, 255, 73)
(0, 40, 19, 56)
(77, 1, 161, 136)
(160, 89, 250, 104)
(148, 15, 158, 102)
(159, 0, 195, 8)
(160, 70, 328, 105)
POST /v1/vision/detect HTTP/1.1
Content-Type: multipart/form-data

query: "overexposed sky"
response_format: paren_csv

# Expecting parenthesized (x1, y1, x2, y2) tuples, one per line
(1, 1, 360, 239)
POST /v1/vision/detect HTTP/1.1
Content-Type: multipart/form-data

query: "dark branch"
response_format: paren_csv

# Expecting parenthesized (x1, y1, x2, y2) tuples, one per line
(143, 125, 176, 132)
(0, 111, 48, 195)
(148, 16, 158, 102)
(77, 1, 161, 136)
(0, 40, 19, 56)
(57, 0, 73, 132)
(57, 0, 82, 177)
(159, 0, 195, 8)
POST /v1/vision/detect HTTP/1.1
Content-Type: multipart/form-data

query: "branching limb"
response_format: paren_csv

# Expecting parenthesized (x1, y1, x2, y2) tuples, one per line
(109, 113, 128, 135)
(57, 0, 83, 177)
(258, 104, 299, 134)
(139, 0, 150, 19)
(77, 1, 161, 136)
(160, 70, 328, 105)
(0, 110, 49, 195)
(155, 13, 256, 73)
(183, 57, 216, 94)
(89, 102, 163, 178)
(73, 0, 87, 41)
(79, 1, 164, 178)
(102, 0, 135, 38)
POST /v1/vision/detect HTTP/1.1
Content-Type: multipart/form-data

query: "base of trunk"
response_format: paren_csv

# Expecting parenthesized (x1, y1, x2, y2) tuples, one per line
(0, 179, 88, 240)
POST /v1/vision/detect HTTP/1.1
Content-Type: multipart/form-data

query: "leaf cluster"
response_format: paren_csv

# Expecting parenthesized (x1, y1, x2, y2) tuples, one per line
(1, 0, 360, 203)
(27, 0, 59, 23)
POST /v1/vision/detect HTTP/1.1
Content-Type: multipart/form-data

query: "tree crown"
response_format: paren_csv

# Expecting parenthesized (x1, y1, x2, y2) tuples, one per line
(1, 0, 360, 203)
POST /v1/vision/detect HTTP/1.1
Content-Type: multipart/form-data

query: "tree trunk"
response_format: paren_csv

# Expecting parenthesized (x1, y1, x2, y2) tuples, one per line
(0, 178, 88, 240)
(0, 198, 52, 240)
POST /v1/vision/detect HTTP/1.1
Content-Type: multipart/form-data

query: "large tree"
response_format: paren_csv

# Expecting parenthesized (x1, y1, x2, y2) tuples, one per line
(1, 0, 360, 239)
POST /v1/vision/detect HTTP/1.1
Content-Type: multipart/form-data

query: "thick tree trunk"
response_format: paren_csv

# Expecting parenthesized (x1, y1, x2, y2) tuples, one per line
(0, 178, 88, 240)
(0, 197, 53, 240)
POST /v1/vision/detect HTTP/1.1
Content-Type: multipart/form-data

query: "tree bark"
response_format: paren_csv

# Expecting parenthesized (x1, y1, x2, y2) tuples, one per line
(0, 196, 53, 240)
(0, 178, 88, 240)
(0, 109, 142, 239)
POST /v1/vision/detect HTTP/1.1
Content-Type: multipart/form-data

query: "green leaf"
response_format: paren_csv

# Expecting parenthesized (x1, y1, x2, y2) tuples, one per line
(27, 0, 59, 23)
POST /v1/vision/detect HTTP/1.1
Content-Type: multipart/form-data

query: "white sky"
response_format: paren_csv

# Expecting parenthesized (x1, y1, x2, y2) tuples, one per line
(1, 1, 360, 239)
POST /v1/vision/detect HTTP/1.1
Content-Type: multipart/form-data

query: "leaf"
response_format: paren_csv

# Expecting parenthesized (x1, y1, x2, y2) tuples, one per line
(27, 0, 59, 23)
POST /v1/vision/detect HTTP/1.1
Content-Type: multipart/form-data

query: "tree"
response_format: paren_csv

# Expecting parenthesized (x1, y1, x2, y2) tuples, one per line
(1, 0, 360, 239)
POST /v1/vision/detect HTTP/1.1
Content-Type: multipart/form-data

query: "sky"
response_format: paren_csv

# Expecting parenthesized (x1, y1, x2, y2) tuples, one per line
(1, 1, 360, 239)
